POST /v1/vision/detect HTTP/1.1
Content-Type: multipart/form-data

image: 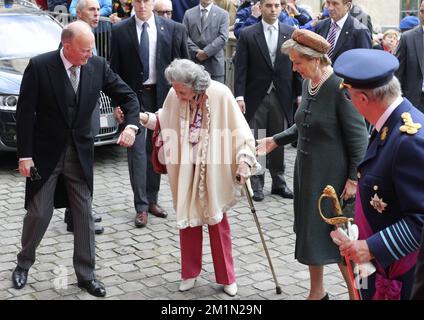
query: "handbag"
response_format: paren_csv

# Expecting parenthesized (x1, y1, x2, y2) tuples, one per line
(151, 117, 167, 174)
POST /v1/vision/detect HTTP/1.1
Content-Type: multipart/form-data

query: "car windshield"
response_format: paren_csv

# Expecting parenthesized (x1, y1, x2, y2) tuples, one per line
(0, 13, 61, 61)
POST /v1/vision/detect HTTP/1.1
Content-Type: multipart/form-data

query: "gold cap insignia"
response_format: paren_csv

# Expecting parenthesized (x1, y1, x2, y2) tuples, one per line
(380, 127, 388, 141)
(400, 112, 422, 135)
(339, 81, 352, 89)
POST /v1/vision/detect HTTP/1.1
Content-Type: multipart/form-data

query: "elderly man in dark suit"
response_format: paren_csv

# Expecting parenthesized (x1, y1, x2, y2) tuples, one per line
(315, 0, 371, 64)
(234, 0, 296, 201)
(110, 0, 189, 228)
(396, 1, 424, 113)
(12, 21, 140, 297)
(183, 0, 229, 83)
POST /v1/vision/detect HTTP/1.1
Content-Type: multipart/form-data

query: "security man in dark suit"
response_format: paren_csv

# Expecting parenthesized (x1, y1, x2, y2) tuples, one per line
(110, 0, 189, 228)
(315, 0, 371, 64)
(13, 21, 140, 297)
(334, 49, 424, 300)
(234, 0, 297, 201)
(395, 0, 424, 112)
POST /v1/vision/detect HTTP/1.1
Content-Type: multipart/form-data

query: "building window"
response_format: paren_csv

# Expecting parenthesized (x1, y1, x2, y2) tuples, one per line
(401, 0, 421, 18)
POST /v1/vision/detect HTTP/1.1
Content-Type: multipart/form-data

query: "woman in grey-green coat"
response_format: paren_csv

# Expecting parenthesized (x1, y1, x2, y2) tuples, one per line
(257, 29, 368, 300)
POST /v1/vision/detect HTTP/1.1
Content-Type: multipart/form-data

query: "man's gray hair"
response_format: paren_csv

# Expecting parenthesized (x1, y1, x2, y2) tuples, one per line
(165, 59, 211, 93)
(364, 76, 402, 102)
(76, 0, 87, 12)
(281, 39, 332, 66)
(155, 0, 172, 9)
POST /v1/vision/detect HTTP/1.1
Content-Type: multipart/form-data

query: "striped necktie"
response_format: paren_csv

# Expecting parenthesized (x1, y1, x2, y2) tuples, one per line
(326, 21, 338, 59)
(69, 65, 79, 93)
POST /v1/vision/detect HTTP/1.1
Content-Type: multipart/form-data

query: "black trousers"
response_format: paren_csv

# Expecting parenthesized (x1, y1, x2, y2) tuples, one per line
(249, 89, 288, 192)
(139, 86, 161, 205)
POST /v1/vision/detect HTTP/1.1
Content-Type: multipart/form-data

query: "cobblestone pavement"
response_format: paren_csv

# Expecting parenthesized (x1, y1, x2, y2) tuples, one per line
(0, 145, 349, 300)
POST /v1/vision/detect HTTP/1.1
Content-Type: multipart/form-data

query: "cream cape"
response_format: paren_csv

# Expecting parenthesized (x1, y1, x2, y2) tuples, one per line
(149, 81, 259, 229)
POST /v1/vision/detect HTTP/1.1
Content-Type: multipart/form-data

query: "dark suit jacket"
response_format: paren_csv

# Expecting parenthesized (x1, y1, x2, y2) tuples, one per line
(315, 14, 372, 64)
(396, 26, 424, 109)
(234, 22, 296, 123)
(110, 15, 189, 111)
(16, 50, 140, 208)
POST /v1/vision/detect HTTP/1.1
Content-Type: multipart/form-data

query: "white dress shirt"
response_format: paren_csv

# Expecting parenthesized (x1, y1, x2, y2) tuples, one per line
(61, 48, 80, 82)
(135, 14, 157, 85)
(375, 96, 403, 132)
(331, 13, 349, 47)
(199, 2, 213, 19)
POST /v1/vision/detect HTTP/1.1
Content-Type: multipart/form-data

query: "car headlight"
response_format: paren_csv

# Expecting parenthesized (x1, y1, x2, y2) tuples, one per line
(0, 94, 18, 111)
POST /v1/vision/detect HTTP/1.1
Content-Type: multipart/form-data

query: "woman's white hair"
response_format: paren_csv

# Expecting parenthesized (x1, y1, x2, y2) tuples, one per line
(165, 59, 211, 93)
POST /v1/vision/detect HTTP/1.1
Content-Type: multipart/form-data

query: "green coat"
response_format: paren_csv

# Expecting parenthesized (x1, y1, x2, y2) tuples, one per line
(273, 73, 368, 265)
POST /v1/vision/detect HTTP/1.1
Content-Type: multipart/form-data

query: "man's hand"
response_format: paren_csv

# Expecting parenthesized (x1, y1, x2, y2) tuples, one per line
(195, 50, 208, 62)
(109, 13, 122, 24)
(114, 106, 124, 124)
(117, 127, 136, 147)
(286, 2, 300, 16)
(339, 240, 373, 264)
(237, 100, 246, 114)
(18, 159, 34, 178)
(256, 137, 278, 156)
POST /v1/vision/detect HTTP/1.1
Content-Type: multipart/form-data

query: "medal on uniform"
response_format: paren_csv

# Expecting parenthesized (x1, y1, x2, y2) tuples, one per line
(369, 185, 387, 213)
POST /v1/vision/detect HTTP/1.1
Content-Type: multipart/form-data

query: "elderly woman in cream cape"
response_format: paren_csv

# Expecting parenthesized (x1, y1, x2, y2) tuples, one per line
(139, 59, 260, 297)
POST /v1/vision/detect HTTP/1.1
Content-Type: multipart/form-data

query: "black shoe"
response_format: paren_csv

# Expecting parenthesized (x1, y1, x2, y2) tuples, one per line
(95, 224, 104, 235)
(12, 266, 28, 289)
(66, 222, 74, 232)
(252, 190, 264, 202)
(78, 279, 106, 297)
(271, 185, 294, 199)
(320, 293, 329, 300)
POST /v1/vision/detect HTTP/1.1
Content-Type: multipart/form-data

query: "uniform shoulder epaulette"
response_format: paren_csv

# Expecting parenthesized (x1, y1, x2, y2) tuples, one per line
(399, 112, 422, 135)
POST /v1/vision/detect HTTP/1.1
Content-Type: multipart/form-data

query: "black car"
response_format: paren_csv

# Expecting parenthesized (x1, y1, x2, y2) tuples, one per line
(0, 1, 119, 152)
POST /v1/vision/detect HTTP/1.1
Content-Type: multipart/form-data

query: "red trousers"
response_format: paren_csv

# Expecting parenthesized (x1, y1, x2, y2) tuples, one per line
(179, 213, 236, 285)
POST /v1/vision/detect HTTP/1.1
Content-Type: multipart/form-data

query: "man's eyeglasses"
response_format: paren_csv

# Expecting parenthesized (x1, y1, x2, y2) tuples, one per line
(155, 10, 172, 16)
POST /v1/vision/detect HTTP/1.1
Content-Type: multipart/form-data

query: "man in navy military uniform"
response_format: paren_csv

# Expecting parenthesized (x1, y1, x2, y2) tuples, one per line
(333, 49, 424, 300)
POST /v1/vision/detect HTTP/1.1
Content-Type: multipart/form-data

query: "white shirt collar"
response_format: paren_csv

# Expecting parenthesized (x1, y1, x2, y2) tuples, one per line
(333, 12, 349, 30)
(375, 96, 403, 132)
(135, 13, 156, 29)
(200, 3, 213, 12)
(262, 19, 279, 31)
(60, 48, 74, 71)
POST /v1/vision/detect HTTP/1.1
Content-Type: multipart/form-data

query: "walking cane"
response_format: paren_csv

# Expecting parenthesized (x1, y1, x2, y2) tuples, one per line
(239, 177, 282, 294)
